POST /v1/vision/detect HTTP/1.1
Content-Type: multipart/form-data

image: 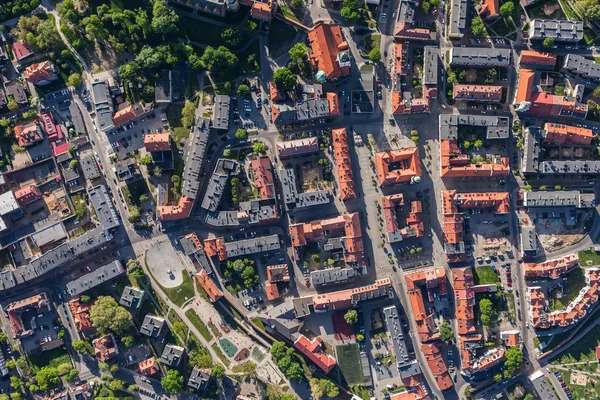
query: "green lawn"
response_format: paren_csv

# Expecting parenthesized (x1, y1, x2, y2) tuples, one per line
(251, 318, 265, 332)
(168, 310, 190, 345)
(153, 271, 195, 307)
(550, 268, 587, 311)
(185, 309, 213, 342)
(29, 347, 70, 372)
(473, 266, 500, 285)
(488, 17, 516, 37)
(551, 324, 600, 366)
(209, 321, 222, 338)
(336, 344, 364, 386)
(211, 342, 231, 366)
(505, 292, 516, 321)
(583, 27, 598, 46)
(578, 249, 600, 267)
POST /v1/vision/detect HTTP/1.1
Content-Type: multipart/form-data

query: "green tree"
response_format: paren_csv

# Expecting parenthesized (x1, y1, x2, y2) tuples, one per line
(471, 16, 485, 36)
(57, 363, 72, 376)
(211, 364, 225, 378)
(139, 194, 149, 203)
(235, 128, 248, 139)
(0, 332, 7, 343)
(107, 378, 125, 391)
(270, 341, 287, 360)
(153, 166, 163, 177)
(7, 96, 18, 112)
(479, 298, 496, 328)
(523, 394, 534, 400)
(9, 376, 22, 391)
(341, 0, 360, 21)
(237, 84, 251, 96)
(253, 142, 266, 154)
(80, 296, 91, 304)
(221, 27, 241, 47)
(539, 185, 547, 191)
(152, 0, 179, 35)
(90, 296, 133, 335)
(67, 73, 82, 87)
(200, 46, 238, 76)
(121, 335, 135, 347)
(542, 37, 555, 48)
(223, 149, 232, 158)
(500, 1, 514, 17)
(289, 43, 307, 60)
(35, 367, 60, 390)
(181, 100, 196, 128)
(291, 0, 304, 7)
(311, 254, 321, 263)
(344, 309, 358, 324)
(504, 347, 524, 373)
(369, 48, 382, 62)
(474, 139, 483, 149)
(525, 184, 532, 191)
(139, 155, 153, 165)
(72, 339, 93, 354)
(161, 369, 184, 394)
(69, 160, 79, 169)
(594, 86, 600, 97)
(66, 369, 78, 381)
(273, 67, 297, 91)
(440, 321, 453, 343)
(494, 373, 503, 382)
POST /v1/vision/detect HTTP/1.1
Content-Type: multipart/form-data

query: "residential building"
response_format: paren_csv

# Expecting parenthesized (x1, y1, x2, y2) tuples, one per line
(161, 344, 186, 368)
(448, 0, 468, 38)
(452, 84, 503, 102)
(170, 0, 229, 18)
(80, 151, 101, 182)
(12, 41, 32, 62)
(180, 232, 212, 274)
(308, 22, 351, 81)
(521, 190, 595, 209)
(114, 159, 140, 182)
(194, 270, 223, 302)
(265, 283, 280, 301)
(5, 81, 28, 104)
(188, 367, 211, 391)
(383, 306, 412, 368)
(293, 335, 337, 373)
(140, 315, 166, 338)
(24, 61, 58, 85)
(14, 185, 42, 206)
(91, 81, 113, 132)
(529, 19, 583, 42)
(270, 83, 339, 125)
(279, 168, 330, 210)
(69, 298, 94, 333)
(520, 50, 557, 67)
(6, 293, 51, 339)
(543, 123, 595, 145)
(156, 195, 194, 221)
(381, 194, 424, 242)
(250, 0, 277, 21)
(182, 117, 210, 200)
(449, 47, 511, 67)
(332, 128, 356, 201)
(500, 330, 522, 347)
(422, 342, 453, 390)
(527, 268, 600, 329)
(250, 157, 275, 200)
(479, 0, 499, 18)
(563, 54, 600, 82)
(521, 225, 538, 258)
(13, 122, 43, 148)
(212, 95, 230, 131)
(155, 70, 172, 103)
(523, 254, 579, 279)
(200, 158, 241, 212)
(93, 334, 119, 362)
(276, 138, 319, 158)
(310, 267, 356, 286)
(393, 0, 436, 40)
(88, 185, 121, 234)
(289, 213, 365, 268)
(66, 261, 125, 296)
(394, 43, 409, 78)
(405, 267, 448, 342)
(119, 286, 145, 309)
(267, 264, 290, 283)
(375, 148, 422, 186)
(392, 47, 438, 113)
(529, 371, 560, 400)
(139, 358, 159, 376)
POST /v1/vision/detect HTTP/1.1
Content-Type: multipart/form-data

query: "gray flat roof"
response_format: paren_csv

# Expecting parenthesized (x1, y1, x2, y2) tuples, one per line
(182, 119, 210, 199)
(224, 234, 280, 258)
(449, 0, 468, 37)
(155, 70, 172, 103)
(529, 371, 560, 400)
(523, 190, 595, 208)
(521, 226, 537, 253)
(92, 81, 113, 132)
(310, 267, 356, 286)
(383, 305, 412, 367)
(423, 46, 439, 86)
(529, 19, 583, 42)
(450, 47, 511, 67)
(563, 54, 600, 81)
(30, 222, 67, 248)
(119, 286, 145, 309)
(0, 191, 18, 216)
(88, 185, 120, 232)
(80, 153, 101, 181)
(140, 315, 165, 337)
(200, 158, 240, 212)
(398, 0, 416, 24)
(279, 168, 330, 209)
(69, 103, 87, 135)
(66, 260, 124, 296)
(439, 114, 510, 141)
(212, 95, 230, 130)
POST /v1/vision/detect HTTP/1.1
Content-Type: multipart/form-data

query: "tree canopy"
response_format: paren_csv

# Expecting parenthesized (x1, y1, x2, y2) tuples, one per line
(201, 46, 238, 76)
(90, 296, 133, 335)
(273, 67, 297, 91)
(500, 1, 514, 17)
(542, 37, 555, 48)
(289, 43, 307, 60)
(161, 369, 184, 394)
(344, 309, 358, 324)
(504, 347, 524, 374)
(470, 16, 485, 36)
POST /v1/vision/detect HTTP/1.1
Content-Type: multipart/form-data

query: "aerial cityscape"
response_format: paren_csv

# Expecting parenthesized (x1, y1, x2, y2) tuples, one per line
(0, 0, 599, 399)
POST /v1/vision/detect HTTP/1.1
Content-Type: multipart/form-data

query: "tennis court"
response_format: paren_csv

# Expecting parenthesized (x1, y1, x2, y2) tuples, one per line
(336, 344, 364, 386)
(219, 338, 238, 358)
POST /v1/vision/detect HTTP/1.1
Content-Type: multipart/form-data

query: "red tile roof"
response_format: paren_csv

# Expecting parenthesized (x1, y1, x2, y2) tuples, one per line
(251, 157, 275, 200)
(265, 283, 280, 301)
(440, 140, 510, 177)
(381, 194, 424, 239)
(144, 132, 171, 152)
(308, 22, 350, 81)
(514, 69, 535, 104)
(327, 92, 340, 115)
(544, 123, 595, 145)
(195, 270, 223, 302)
(139, 358, 159, 376)
(93, 334, 118, 362)
(40, 111, 60, 142)
(113, 106, 136, 127)
(24, 61, 57, 84)
(332, 128, 356, 201)
(453, 84, 503, 102)
(520, 50, 557, 66)
(13, 122, 42, 147)
(69, 298, 95, 333)
(524, 254, 579, 279)
(14, 185, 42, 206)
(376, 148, 422, 186)
(267, 264, 290, 283)
(157, 195, 194, 221)
(421, 342, 453, 391)
(251, 0, 275, 21)
(479, 0, 499, 17)
(293, 335, 337, 373)
(12, 41, 32, 60)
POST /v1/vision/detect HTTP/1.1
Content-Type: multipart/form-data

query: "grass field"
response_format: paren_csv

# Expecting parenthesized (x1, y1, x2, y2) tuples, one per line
(550, 268, 586, 311)
(551, 324, 600, 366)
(29, 347, 70, 372)
(155, 271, 195, 307)
(168, 310, 190, 345)
(185, 309, 213, 342)
(578, 249, 600, 267)
(473, 266, 500, 285)
(212, 342, 231, 366)
(209, 321, 222, 338)
(336, 344, 364, 386)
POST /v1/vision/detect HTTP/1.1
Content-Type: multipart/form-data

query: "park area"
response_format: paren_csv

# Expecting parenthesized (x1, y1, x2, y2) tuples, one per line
(473, 266, 500, 285)
(336, 344, 364, 386)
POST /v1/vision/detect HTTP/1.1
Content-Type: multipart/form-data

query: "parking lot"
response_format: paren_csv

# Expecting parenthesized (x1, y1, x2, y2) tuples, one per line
(105, 114, 167, 162)
(232, 79, 270, 132)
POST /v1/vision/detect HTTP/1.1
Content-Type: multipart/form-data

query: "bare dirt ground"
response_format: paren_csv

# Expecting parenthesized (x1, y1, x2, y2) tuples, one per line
(570, 371, 589, 386)
(537, 211, 592, 251)
(544, 2, 561, 15)
(81, 42, 123, 74)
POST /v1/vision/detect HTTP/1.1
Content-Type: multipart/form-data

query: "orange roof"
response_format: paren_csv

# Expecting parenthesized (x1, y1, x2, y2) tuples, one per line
(12, 41, 32, 60)
(327, 92, 340, 115)
(14, 122, 42, 147)
(544, 123, 595, 145)
(375, 148, 422, 186)
(453, 84, 502, 102)
(520, 50, 557, 66)
(480, 0, 499, 17)
(14, 185, 42, 206)
(514, 69, 535, 104)
(394, 43, 409, 76)
(195, 270, 223, 302)
(444, 190, 511, 214)
(270, 82, 284, 102)
(294, 335, 337, 373)
(265, 283, 280, 301)
(524, 254, 579, 279)
(308, 22, 350, 81)
(312, 278, 392, 312)
(394, 22, 433, 40)
(24, 61, 57, 84)
(405, 268, 448, 342)
(203, 238, 218, 257)
(267, 264, 290, 283)
(250, 0, 274, 21)
(251, 157, 275, 200)
(440, 140, 510, 177)
(501, 331, 521, 347)
(422, 343, 453, 391)
(69, 299, 95, 333)
(157, 195, 194, 221)
(381, 194, 424, 239)
(332, 128, 356, 201)
(184, 232, 203, 251)
(392, 91, 405, 114)
(144, 132, 171, 152)
(113, 105, 136, 127)
(93, 334, 118, 362)
(139, 357, 159, 376)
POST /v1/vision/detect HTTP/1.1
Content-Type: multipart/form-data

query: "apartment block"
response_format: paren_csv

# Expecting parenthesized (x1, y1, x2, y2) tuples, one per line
(529, 19, 583, 42)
